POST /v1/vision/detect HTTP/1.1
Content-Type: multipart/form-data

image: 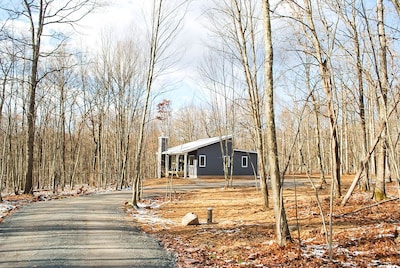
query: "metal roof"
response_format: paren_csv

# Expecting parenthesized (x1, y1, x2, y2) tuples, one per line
(233, 149, 257, 154)
(162, 135, 233, 155)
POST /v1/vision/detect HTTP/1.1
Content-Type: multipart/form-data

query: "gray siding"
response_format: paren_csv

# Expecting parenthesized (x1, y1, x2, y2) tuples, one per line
(194, 140, 257, 177)
(232, 151, 258, 176)
(196, 140, 232, 176)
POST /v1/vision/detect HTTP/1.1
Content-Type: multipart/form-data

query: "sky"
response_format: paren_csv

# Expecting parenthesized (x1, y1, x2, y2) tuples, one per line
(73, 0, 212, 109)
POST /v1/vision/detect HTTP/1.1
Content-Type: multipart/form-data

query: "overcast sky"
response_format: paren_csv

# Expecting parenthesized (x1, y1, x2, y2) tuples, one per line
(73, 0, 212, 109)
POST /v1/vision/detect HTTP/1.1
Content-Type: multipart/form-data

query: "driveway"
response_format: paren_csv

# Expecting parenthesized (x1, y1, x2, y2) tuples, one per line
(0, 177, 310, 267)
(0, 191, 175, 268)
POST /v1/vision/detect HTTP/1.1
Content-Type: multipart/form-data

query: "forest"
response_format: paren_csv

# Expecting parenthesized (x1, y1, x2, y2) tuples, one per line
(0, 0, 399, 245)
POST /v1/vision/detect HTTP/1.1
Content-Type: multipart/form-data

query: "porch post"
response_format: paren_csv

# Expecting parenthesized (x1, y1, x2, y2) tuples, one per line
(184, 153, 188, 178)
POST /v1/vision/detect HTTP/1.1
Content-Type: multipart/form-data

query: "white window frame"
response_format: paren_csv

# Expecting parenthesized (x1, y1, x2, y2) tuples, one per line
(199, 155, 206, 167)
(241, 156, 248, 168)
(223, 155, 231, 168)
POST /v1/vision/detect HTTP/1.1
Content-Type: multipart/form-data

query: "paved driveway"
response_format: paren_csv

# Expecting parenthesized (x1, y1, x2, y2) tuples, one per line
(0, 191, 175, 268)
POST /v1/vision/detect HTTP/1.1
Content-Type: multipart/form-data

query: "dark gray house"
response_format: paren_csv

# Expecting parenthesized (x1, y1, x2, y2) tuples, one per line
(157, 135, 258, 178)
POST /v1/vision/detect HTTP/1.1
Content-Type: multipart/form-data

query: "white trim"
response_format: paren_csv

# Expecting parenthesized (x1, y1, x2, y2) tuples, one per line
(241, 156, 248, 168)
(199, 155, 206, 167)
(163, 135, 233, 155)
(224, 155, 231, 167)
(183, 154, 188, 178)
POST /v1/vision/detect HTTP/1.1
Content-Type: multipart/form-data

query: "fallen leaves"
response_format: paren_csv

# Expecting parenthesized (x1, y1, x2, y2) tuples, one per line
(1, 185, 98, 221)
(128, 177, 400, 267)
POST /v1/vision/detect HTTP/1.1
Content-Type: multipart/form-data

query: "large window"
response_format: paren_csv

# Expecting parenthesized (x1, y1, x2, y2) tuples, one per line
(241, 156, 248, 168)
(199, 155, 206, 167)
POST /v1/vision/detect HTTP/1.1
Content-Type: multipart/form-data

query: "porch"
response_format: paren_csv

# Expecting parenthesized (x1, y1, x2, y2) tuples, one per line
(164, 154, 197, 178)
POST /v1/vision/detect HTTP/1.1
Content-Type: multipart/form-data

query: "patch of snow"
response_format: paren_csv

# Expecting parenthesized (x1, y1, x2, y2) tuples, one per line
(340, 262, 357, 267)
(150, 202, 162, 209)
(131, 212, 176, 228)
(129, 201, 176, 229)
(136, 203, 148, 209)
(0, 202, 15, 217)
(371, 260, 381, 266)
(302, 244, 327, 259)
(376, 233, 395, 239)
(262, 240, 275, 245)
(311, 246, 326, 258)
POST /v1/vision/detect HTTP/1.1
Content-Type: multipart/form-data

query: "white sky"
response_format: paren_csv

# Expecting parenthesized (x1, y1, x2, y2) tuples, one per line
(73, 0, 212, 109)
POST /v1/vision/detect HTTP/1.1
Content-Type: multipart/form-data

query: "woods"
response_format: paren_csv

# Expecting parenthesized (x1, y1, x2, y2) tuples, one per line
(1, 0, 400, 249)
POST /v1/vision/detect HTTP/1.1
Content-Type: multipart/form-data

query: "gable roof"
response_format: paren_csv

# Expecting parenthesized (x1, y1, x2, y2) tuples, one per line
(162, 135, 232, 155)
(234, 149, 257, 154)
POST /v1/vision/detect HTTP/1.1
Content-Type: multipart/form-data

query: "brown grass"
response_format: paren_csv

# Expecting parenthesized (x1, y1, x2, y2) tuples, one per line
(128, 175, 400, 267)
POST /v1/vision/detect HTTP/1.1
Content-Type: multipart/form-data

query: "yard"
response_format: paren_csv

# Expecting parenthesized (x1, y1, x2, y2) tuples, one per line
(127, 175, 400, 267)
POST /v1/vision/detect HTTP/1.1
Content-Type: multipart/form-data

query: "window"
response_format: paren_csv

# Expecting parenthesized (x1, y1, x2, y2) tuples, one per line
(223, 156, 231, 168)
(199, 155, 206, 167)
(189, 155, 195, 165)
(241, 156, 248, 168)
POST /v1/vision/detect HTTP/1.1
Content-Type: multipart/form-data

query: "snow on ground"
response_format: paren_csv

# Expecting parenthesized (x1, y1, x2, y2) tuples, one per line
(127, 200, 176, 230)
(0, 202, 15, 218)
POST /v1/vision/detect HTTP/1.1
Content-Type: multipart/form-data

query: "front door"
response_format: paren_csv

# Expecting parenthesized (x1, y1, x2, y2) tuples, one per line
(188, 155, 197, 178)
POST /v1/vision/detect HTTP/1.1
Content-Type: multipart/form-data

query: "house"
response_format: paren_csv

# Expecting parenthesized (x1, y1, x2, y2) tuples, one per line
(157, 135, 258, 178)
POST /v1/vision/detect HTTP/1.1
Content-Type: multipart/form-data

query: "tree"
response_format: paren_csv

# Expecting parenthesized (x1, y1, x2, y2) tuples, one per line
(199, 48, 238, 188)
(335, 0, 370, 190)
(303, 0, 341, 197)
(156, 99, 171, 135)
(3, 0, 100, 194)
(132, 0, 188, 206)
(0, 28, 14, 201)
(262, 0, 292, 246)
(374, 0, 389, 201)
(205, 0, 269, 205)
(391, 0, 400, 15)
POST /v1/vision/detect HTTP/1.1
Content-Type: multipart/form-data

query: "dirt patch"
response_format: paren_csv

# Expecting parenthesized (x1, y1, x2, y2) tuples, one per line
(127, 175, 400, 267)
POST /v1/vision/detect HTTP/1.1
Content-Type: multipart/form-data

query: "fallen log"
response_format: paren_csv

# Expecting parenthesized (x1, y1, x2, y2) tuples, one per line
(340, 198, 400, 217)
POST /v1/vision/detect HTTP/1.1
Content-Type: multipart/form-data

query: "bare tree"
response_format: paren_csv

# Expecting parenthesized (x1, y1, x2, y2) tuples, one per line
(0, 37, 17, 201)
(205, 0, 269, 206)
(199, 48, 238, 188)
(3, 0, 100, 194)
(303, 0, 341, 197)
(132, 0, 188, 206)
(334, 0, 370, 190)
(374, 0, 389, 201)
(391, 0, 400, 15)
(262, 0, 292, 246)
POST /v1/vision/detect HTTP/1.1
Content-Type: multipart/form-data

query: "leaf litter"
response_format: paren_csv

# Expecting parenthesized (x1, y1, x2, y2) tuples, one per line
(2, 176, 399, 267)
(127, 176, 400, 267)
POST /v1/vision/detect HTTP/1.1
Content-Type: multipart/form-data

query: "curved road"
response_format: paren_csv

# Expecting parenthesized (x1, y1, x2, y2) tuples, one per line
(0, 192, 175, 268)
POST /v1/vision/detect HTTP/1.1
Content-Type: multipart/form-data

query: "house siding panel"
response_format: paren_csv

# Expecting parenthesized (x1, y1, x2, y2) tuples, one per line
(232, 151, 258, 176)
(196, 140, 232, 176)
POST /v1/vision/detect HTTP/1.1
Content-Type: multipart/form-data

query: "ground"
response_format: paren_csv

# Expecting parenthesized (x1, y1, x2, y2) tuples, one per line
(0, 185, 94, 222)
(1, 176, 399, 267)
(127, 175, 400, 267)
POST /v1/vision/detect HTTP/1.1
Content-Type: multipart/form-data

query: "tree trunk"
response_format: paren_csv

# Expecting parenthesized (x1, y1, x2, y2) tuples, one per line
(350, 1, 370, 191)
(262, 0, 291, 245)
(306, 63, 326, 185)
(24, 2, 43, 194)
(304, 0, 340, 197)
(391, 0, 400, 16)
(132, 0, 163, 206)
(375, 0, 389, 201)
(224, 0, 269, 207)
